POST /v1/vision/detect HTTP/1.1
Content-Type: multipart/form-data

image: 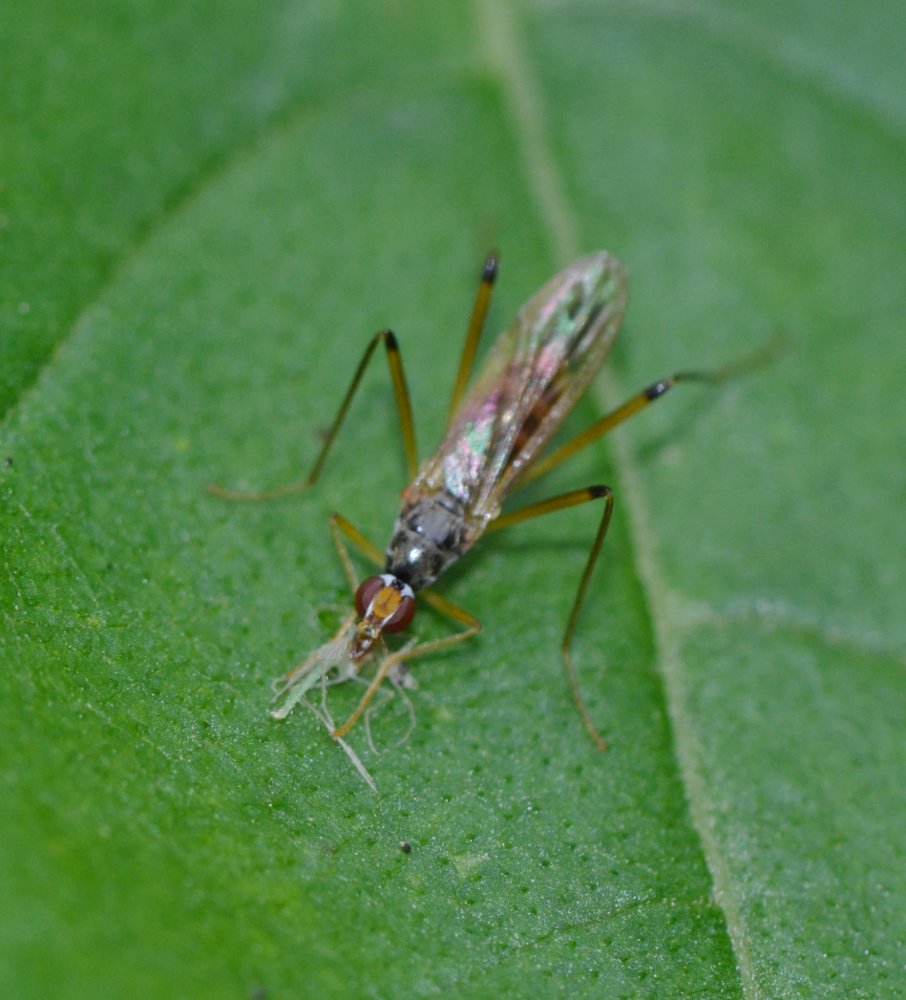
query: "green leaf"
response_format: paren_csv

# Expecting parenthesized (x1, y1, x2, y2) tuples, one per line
(2, 1, 904, 997)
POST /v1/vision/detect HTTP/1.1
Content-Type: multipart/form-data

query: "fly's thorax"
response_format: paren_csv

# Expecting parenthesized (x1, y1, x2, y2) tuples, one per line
(385, 489, 480, 590)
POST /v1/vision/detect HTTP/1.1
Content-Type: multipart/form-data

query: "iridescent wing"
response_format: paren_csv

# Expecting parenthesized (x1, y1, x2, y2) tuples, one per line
(411, 251, 628, 522)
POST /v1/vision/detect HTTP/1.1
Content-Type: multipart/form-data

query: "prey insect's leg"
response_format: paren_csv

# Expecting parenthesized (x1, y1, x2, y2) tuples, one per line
(271, 512, 384, 714)
(488, 486, 615, 751)
(447, 252, 499, 422)
(270, 609, 357, 717)
(332, 592, 481, 740)
(208, 328, 418, 499)
(518, 335, 784, 489)
(363, 668, 417, 755)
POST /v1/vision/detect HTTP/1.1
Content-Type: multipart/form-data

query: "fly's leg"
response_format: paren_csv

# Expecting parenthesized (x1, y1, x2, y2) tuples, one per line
(492, 339, 784, 742)
(518, 335, 784, 488)
(208, 328, 418, 499)
(332, 590, 481, 740)
(517, 373, 716, 488)
(329, 512, 383, 590)
(447, 252, 499, 422)
(488, 486, 615, 751)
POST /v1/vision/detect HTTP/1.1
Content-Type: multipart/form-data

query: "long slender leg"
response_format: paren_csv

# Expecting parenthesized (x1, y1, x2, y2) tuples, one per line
(447, 252, 499, 422)
(517, 372, 713, 488)
(330, 512, 384, 588)
(419, 588, 481, 629)
(487, 485, 615, 751)
(208, 328, 418, 499)
(518, 334, 785, 489)
(332, 593, 481, 740)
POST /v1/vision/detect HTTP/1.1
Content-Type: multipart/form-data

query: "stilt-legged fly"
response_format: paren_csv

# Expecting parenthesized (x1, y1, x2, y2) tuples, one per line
(211, 251, 765, 757)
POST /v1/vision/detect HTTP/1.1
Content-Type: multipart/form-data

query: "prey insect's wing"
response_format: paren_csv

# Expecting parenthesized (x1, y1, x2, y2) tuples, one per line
(413, 251, 628, 520)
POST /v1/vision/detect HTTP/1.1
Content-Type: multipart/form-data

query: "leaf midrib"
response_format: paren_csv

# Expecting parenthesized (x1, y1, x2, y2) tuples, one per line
(474, 0, 752, 993)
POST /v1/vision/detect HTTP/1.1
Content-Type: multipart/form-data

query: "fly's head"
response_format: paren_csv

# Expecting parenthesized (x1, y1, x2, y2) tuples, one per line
(351, 573, 416, 660)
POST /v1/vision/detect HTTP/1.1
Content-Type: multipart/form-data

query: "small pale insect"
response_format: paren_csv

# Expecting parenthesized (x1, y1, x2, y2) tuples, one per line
(211, 251, 749, 754)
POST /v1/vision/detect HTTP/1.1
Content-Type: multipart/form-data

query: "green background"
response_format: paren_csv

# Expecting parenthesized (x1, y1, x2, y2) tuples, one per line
(2, 1, 904, 997)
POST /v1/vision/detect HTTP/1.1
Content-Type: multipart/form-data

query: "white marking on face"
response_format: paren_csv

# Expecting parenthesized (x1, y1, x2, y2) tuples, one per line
(379, 573, 414, 600)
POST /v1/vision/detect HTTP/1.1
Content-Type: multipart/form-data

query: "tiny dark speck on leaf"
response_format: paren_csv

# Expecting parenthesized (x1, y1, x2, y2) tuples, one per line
(400, 841, 412, 854)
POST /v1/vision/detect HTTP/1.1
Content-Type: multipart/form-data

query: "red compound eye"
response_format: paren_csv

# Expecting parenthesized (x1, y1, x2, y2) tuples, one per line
(354, 575, 417, 633)
(355, 575, 384, 617)
(382, 594, 415, 633)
